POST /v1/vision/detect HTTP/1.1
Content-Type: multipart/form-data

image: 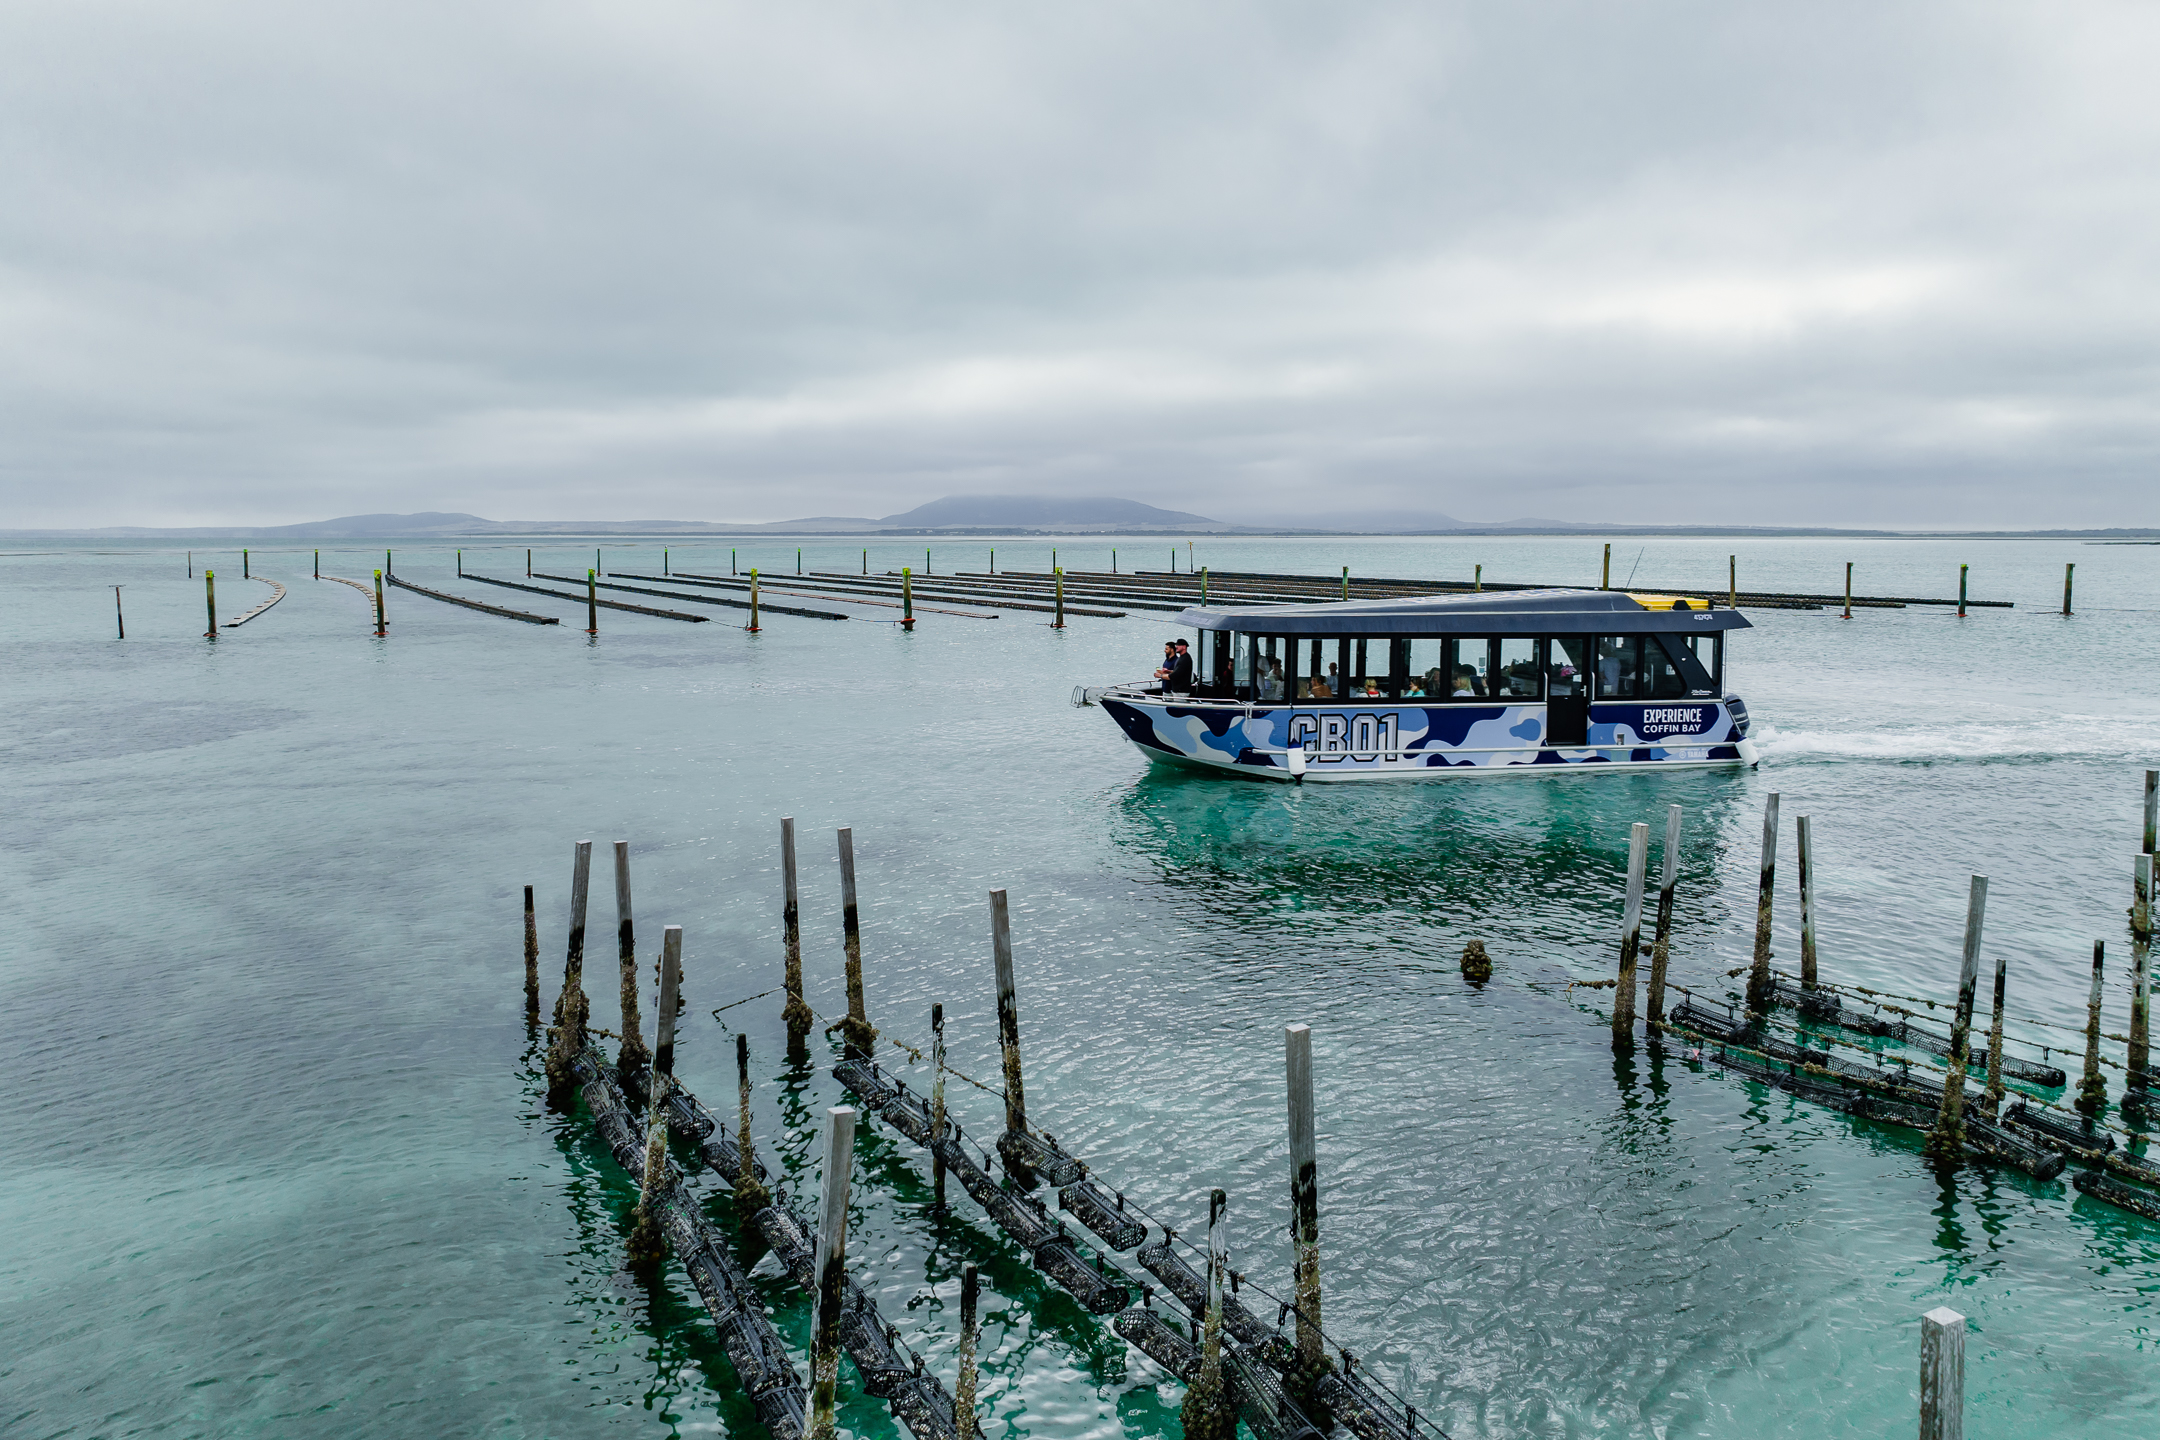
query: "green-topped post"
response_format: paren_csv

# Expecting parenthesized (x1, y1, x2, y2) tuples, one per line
(901, 567, 915, 631)
(586, 570, 598, 634)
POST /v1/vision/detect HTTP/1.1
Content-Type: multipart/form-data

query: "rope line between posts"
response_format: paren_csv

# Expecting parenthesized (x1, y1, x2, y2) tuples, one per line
(1773, 966, 2151, 1051)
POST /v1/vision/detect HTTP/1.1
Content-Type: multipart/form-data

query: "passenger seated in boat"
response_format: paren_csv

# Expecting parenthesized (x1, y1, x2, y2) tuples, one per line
(1310, 672, 1334, 699)
(1363, 677, 1383, 698)
(1451, 665, 1483, 697)
(1260, 657, 1285, 701)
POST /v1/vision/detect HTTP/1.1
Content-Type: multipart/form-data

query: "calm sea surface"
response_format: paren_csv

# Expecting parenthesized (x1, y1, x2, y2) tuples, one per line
(4, 534, 2157, 1438)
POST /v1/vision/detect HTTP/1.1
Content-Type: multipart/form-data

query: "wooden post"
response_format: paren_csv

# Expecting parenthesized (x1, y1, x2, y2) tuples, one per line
(1919, 1307, 1965, 1440)
(372, 570, 385, 636)
(523, 884, 540, 1019)
(243, 547, 249, 580)
(2136, 851, 2153, 941)
(1201, 567, 1208, 605)
(901, 567, 914, 631)
(112, 586, 125, 640)
(457, 548, 462, 577)
(1647, 805, 1681, 1035)
(1728, 554, 1736, 608)
(837, 827, 875, 1058)
(1285, 1025, 1322, 1375)
(1602, 543, 1610, 590)
(597, 547, 602, 574)
(1797, 815, 1819, 988)
(800, 547, 805, 575)
(861, 548, 866, 575)
(1748, 794, 1779, 1017)
(1112, 548, 1117, 574)
(614, 842, 648, 1074)
(188, 550, 193, 577)
(1842, 562, 1852, 619)
(2071, 940, 2108, 1116)
(990, 548, 995, 574)
(1925, 876, 1987, 1166)
(2063, 562, 2074, 616)
(655, 925, 682, 1079)
(545, 841, 593, 1103)
(736, 1031, 770, 1210)
(204, 570, 218, 638)
(1178, 1188, 1234, 1440)
(1984, 953, 2007, 1117)
(387, 549, 393, 575)
(1052, 548, 1058, 571)
(313, 549, 319, 580)
(1340, 565, 1348, 601)
(748, 568, 761, 631)
(1615, 822, 1647, 1046)
(1957, 564, 1968, 618)
(781, 817, 811, 1052)
(990, 888, 1027, 1137)
(931, 1003, 948, 1210)
(956, 1263, 980, 1440)
(2143, 769, 2156, 857)
(807, 1106, 858, 1440)
(628, 1065, 671, 1264)
(1053, 567, 1065, 629)
(1474, 563, 1482, 592)
(663, 548, 668, 576)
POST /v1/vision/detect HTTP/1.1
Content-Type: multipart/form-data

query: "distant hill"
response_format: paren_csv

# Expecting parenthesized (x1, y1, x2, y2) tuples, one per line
(873, 495, 1223, 531)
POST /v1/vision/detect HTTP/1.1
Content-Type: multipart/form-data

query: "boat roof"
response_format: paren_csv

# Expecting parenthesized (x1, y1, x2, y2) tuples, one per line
(1174, 587, 1754, 636)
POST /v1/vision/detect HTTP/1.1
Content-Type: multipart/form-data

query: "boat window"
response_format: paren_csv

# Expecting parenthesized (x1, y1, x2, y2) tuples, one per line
(1673, 633, 1723, 692)
(1548, 637, 1590, 697)
(1257, 636, 1285, 702)
(1351, 639, 1373, 698)
(1400, 639, 1444, 698)
(1232, 633, 1256, 698)
(1496, 638, 1541, 699)
(1642, 635, 1689, 699)
(1440, 639, 1491, 699)
(1198, 631, 1235, 696)
(1595, 636, 1642, 699)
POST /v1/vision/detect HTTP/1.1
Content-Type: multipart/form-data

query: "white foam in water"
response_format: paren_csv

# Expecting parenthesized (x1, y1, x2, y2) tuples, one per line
(1755, 713, 2160, 763)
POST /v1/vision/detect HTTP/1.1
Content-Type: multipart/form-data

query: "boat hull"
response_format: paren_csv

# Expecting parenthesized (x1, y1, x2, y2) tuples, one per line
(1099, 696, 1748, 781)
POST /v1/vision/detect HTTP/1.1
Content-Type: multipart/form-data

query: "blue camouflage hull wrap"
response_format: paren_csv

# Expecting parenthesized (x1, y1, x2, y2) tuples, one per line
(1100, 697, 1746, 779)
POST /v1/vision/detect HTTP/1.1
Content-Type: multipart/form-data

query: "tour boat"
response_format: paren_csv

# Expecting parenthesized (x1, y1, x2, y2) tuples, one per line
(1089, 588, 1758, 780)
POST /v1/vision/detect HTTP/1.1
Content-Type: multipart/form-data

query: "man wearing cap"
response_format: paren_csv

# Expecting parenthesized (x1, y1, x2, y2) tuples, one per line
(1166, 639, 1195, 696)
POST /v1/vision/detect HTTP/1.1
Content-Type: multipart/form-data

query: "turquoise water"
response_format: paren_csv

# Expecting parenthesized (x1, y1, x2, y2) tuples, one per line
(4, 534, 2156, 1438)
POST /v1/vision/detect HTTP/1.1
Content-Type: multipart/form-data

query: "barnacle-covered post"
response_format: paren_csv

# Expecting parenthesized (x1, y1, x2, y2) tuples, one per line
(1797, 815, 1820, 989)
(2132, 855, 2153, 1089)
(1747, 794, 1780, 1019)
(373, 570, 385, 635)
(931, 1002, 949, 1210)
(1179, 1189, 1236, 1440)
(654, 925, 682, 1080)
(1646, 805, 1682, 1036)
(990, 888, 1032, 1179)
(808, 1106, 858, 1440)
(1614, 822, 1647, 1048)
(748, 568, 760, 632)
(585, 569, 598, 635)
(1983, 954, 2007, 1118)
(614, 842, 649, 1076)
(781, 817, 811, 1055)
(628, 1067, 671, 1265)
(836, 828, 876, 1059)
(1285, 1025, 1327, 1396)
(1924, 876, 1986, 1166)
(545, 841, 594, 1106)
(901, 567, 915, 631)
(1053, 568, 1065, 630)
(523, 884, 540, 1021)
(735, 1032, 769, 1212)
(955, 1262, 980, 1440)
(2143, 769, 2157, 858)
(2078, 941, 2108, 1117)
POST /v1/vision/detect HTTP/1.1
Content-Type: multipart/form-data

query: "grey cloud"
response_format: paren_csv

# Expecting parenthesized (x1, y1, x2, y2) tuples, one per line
(3, 2, 2157, 528)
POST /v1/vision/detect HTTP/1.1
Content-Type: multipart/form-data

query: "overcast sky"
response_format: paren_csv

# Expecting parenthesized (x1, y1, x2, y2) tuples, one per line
(4, 2, 2158, 528)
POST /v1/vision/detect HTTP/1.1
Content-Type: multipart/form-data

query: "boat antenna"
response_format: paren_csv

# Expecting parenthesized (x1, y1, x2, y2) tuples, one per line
(1623, 546, 1646, 589)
